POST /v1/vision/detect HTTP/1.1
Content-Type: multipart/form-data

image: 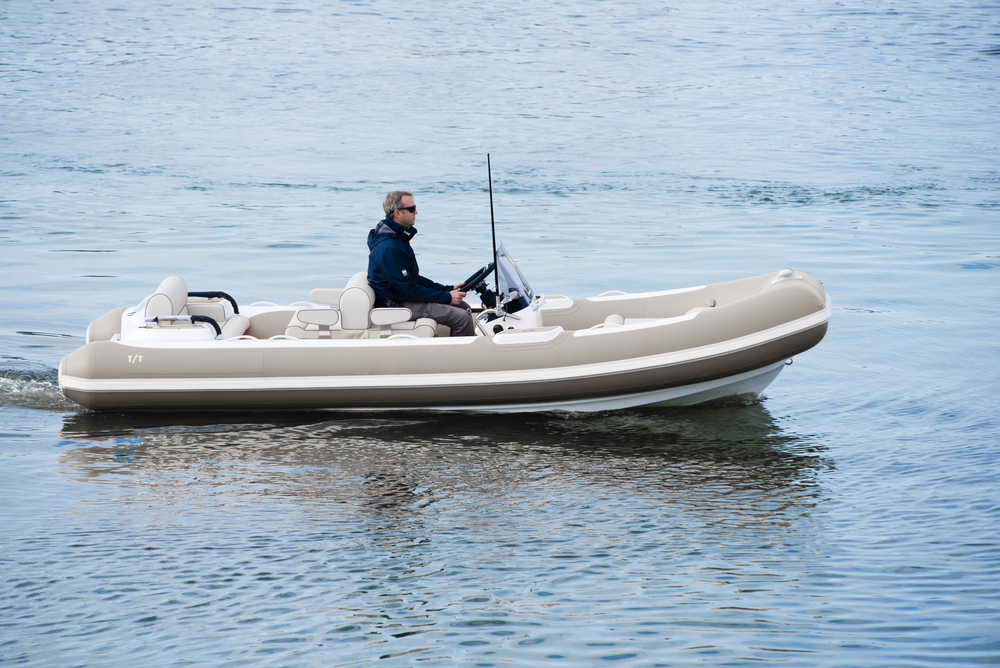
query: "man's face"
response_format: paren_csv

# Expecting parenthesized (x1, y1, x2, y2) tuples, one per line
(393, 195, 417, 228)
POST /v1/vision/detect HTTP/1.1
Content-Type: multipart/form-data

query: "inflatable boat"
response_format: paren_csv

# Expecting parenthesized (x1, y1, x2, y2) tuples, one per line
(59, 245, 830, 412)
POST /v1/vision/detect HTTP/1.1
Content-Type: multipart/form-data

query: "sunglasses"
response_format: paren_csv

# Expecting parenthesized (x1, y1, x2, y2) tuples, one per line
(396, 205, 417, 213)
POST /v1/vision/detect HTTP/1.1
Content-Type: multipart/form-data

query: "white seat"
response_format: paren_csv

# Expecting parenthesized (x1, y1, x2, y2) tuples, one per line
(185, 297, 230, 323)
(221, 314, 251, 338)
(285, 308, 340, 339)
(146, 276, 190, 318)
(338, 272, 378, 336)
(338, 272, 437, 339)
(144, 276, 243, 338)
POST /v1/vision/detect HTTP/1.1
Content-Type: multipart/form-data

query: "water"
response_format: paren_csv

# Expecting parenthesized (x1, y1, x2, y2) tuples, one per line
(2, 0, 999, 665)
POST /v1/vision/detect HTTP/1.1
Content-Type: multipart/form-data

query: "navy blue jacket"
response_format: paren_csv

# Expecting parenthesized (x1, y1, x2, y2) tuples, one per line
(367, 218, 452, 305)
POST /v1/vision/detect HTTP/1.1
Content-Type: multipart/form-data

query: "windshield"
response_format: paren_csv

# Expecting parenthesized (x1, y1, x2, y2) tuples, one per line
(495, 242, 534, 302)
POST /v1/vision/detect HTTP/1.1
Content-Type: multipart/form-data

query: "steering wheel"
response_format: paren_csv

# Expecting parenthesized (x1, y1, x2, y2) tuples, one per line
(460, 262, 495, 292)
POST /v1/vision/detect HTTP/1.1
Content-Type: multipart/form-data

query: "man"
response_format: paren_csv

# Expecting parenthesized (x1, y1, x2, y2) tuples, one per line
(367, 191, 475, 337)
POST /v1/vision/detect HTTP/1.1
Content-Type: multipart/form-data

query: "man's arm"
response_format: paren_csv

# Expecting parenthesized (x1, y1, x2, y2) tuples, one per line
(416, 274, 453, 294)
(381, 246, 452, 304)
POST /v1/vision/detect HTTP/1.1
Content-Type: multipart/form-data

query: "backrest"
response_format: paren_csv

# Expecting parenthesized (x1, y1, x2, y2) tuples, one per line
(339, 272, 376, 330)
(220, 314, 251, 339)
(145, 276, 189, 318)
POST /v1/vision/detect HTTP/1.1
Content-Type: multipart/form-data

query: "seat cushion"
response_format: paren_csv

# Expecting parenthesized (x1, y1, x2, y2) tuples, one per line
(370, 307, 412, 326)
(366, 317, 437, 338)
(221, 315, 251, 339)
(185, 300, 228, 323)
(146, 276, 189, 318)
(339, 272, 376, 330)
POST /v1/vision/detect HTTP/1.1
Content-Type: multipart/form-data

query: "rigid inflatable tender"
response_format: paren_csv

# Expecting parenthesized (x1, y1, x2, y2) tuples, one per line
(59, 246, 830, 412)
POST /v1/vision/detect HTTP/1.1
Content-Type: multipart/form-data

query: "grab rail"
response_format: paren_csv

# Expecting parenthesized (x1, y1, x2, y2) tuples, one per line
(145, 315, 222, 337)
(188, 291, 239, 314)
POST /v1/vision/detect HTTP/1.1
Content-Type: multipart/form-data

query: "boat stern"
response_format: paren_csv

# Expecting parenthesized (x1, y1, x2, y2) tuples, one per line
(59, 342, 100, 409)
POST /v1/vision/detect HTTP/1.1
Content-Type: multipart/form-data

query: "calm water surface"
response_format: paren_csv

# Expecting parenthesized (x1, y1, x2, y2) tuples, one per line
(2, 0, 999, 665)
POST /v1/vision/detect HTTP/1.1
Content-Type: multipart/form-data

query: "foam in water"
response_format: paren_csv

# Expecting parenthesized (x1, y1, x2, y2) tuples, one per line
(0, 368, 81, 412)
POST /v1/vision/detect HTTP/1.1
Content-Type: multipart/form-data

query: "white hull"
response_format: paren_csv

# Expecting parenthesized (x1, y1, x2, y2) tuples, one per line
(60, 268, 830, 413)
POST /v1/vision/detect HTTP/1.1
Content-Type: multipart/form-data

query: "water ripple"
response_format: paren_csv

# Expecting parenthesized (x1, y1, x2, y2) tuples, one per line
(2, 0, 1000, 664)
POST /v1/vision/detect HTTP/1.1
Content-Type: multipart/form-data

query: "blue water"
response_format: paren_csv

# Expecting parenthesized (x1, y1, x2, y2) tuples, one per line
(2, 0, 999, 665)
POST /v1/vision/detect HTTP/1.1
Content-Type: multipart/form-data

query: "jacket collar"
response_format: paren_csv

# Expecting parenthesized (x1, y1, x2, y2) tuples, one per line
(376, 217, 417, 242)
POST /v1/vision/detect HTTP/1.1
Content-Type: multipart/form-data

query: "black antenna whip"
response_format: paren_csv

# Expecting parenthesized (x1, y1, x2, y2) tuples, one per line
(488, 154, 500, 299)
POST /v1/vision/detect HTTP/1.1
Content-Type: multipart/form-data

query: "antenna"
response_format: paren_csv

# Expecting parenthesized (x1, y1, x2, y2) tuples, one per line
(488, 154, 500, 299)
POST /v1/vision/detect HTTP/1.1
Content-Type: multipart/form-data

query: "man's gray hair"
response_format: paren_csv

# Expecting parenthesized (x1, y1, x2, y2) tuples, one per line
(383, 191, 413, 217)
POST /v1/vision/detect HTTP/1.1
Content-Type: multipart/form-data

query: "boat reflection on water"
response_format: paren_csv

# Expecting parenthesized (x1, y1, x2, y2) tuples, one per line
(53, 404, 835, 663)
(59, 403, 831, 528)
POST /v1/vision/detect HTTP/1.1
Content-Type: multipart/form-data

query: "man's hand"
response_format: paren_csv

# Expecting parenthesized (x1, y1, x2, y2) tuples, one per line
(449, 281, 467, 306)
